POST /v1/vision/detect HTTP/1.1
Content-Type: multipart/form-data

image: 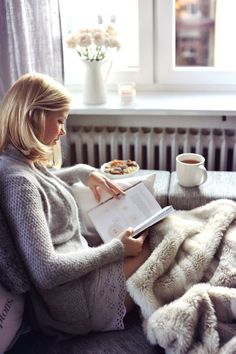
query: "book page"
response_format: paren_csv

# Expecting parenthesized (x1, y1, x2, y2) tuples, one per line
(88, 182, 163, 242)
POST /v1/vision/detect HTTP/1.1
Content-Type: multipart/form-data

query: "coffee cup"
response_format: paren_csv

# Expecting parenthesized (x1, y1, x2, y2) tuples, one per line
(176, 153, 207, 187)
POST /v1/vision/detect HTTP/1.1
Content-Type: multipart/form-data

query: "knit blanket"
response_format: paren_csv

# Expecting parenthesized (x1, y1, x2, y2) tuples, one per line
(127, 199, 236, 354)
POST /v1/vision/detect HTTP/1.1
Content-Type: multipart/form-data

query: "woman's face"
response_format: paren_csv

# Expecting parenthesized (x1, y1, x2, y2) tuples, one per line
(42, 110, 68, 146)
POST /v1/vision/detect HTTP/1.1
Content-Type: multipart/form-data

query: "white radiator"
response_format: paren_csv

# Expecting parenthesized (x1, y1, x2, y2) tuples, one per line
(67, 126, 236, 172)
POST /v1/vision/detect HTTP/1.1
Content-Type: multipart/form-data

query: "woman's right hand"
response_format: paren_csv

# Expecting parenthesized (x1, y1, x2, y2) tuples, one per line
(117, 227, 148, 257)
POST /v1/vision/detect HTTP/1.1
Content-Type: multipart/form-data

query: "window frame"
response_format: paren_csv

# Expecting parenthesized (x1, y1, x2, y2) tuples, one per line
(110, 0, 154, 85)
(155, 0, 236, 90)
(60, 0, 154, 89)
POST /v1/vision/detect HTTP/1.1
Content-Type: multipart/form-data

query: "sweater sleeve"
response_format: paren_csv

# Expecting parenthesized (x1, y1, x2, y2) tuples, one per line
(1, 175, 124, 290)
(51, 164, 96, 185)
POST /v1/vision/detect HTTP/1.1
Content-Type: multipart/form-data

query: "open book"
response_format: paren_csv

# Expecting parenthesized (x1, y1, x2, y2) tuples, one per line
(88, 181, 174, 243)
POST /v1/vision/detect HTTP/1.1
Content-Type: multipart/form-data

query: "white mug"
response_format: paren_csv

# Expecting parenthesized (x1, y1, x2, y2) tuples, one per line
(176, 153, 208, 187)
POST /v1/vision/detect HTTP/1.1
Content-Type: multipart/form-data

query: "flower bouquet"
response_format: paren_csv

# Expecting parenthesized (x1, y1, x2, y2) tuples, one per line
(66, 25, 121, 61)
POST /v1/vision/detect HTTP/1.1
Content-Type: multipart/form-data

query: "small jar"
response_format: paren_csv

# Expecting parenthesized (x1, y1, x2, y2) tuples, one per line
(118, 82, 136, 105)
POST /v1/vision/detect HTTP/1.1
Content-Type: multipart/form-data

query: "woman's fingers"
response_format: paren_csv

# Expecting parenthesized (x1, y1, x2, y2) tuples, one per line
(102, 179, 125, 198)
(136, 230, 149, 243)
(88, 171, 125, 200)
(90, 185, 101, 203)
(118, 228, 149, 257)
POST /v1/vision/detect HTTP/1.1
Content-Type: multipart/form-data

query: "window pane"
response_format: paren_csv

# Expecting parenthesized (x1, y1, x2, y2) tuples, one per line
(60, 0, 140, 85)
(175, 0, 216, 66)
(175, 0, 236, 69)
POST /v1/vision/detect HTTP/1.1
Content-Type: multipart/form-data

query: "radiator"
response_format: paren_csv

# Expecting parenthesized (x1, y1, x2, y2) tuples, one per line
(67, 126, 236, 172)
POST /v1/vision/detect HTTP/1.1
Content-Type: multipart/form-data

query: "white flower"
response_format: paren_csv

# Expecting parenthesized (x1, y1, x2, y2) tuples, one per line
(66, 25, 121, 62)
(66, 34, 79, 49)
(77, 32, 91, 47)
(106, 25, 118, 37)
(108, 37, 121, 49)
(93, 31, 105, 47)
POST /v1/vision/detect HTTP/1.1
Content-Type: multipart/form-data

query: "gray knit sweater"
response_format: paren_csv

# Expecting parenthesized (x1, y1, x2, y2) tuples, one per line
(0, 145, 124, 335)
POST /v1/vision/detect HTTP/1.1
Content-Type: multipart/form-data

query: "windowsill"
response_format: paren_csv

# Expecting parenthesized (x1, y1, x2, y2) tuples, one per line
(70, 91, 236, 116)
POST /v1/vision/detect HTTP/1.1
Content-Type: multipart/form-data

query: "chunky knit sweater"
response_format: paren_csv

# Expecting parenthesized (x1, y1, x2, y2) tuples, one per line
(0, 145, 124, 335)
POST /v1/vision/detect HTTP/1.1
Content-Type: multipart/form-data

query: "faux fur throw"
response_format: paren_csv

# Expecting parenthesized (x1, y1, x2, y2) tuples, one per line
(127, 199, 236, 354)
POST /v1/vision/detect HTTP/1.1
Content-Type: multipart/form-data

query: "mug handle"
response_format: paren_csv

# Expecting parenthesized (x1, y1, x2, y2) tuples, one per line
(197, 165, 208, 185)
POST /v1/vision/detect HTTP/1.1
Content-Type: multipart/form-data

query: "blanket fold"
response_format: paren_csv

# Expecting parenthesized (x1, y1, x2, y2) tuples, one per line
(126, 199, 236, 354)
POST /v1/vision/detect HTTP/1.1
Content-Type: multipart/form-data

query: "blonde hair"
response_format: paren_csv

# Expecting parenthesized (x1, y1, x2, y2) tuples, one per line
(0, 73, 71, 164)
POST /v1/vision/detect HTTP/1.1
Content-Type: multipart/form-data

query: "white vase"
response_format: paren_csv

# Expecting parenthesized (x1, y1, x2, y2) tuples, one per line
(82, 60, 107, 105)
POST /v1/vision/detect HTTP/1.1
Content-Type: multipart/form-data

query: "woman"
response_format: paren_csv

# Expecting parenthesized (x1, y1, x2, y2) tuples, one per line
(0, 73, 150, 337)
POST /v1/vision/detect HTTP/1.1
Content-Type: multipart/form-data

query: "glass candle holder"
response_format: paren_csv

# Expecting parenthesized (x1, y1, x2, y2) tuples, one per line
(118, 82, 136, 104)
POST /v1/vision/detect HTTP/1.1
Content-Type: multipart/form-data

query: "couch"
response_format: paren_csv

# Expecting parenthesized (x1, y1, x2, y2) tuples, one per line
(3, 170, 236, 354)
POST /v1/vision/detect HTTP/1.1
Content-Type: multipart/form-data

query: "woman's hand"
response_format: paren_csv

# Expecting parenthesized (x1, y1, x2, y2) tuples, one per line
(87, 170, 125, 202)
(117, 227, 149, 257)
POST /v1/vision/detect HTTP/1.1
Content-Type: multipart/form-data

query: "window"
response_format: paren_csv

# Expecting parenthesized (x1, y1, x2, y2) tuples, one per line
(157, 0, 236, 88)
(60, 0, 153, 89)
(175, 0, 236, 69)
(60, 0, 236, 91)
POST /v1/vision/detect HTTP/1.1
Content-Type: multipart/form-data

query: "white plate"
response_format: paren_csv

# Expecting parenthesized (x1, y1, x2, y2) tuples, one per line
(100, 160, 140, 180)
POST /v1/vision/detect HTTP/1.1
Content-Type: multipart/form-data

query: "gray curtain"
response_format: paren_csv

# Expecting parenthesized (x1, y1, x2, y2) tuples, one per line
(0, 0, 64, 101)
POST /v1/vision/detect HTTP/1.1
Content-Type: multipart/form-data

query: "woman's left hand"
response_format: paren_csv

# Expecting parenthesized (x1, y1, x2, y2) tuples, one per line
(87, 170, 125, 203)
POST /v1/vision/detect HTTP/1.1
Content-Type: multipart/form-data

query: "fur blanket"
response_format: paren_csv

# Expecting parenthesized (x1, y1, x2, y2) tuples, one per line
(127, 199, 236, 354)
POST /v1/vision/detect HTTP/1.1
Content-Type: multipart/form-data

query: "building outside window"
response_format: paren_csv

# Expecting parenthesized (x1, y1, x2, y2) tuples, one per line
(175, 0, 215, 66)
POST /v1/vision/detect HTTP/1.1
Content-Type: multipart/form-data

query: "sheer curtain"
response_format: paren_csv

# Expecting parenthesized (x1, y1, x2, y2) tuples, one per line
(0, 0, 63, 101)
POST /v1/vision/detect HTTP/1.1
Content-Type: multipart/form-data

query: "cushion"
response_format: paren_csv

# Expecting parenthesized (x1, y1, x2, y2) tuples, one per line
(72, 173, 157, 238)
(0, 284, 24, 353)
